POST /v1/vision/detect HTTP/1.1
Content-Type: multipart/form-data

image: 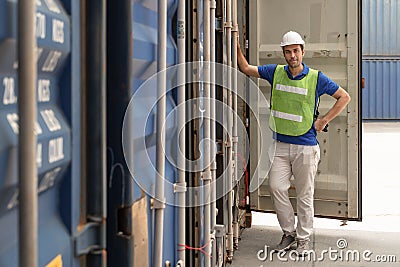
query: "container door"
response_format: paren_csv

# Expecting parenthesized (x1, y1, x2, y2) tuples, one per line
(247, 0, 361, 220)
(0, 0, 79, 265)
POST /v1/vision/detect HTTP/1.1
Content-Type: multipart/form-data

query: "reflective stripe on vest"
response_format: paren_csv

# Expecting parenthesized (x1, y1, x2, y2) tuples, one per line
(269, 65, 318, 136)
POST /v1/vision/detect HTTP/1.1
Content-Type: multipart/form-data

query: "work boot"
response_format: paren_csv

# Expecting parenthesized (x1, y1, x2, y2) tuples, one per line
(273, 234, 296, 251)
(296, 239, 311, 257)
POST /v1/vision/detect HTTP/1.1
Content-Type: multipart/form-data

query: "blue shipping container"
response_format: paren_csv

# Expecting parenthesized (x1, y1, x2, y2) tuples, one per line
(0, 0, 81, 265)
(362, 0, 400, 56)
(131, 0, 178, 266)
(362, 60, 400, 119)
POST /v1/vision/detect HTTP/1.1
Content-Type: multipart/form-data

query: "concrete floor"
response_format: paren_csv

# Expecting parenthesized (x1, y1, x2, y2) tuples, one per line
(230, 122, 400, 266)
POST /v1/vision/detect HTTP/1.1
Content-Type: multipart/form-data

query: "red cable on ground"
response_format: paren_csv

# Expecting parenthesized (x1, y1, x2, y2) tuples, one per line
(178, 239, 212, 258)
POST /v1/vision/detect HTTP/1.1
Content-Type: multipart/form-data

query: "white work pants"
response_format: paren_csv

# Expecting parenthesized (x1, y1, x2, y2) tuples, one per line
(268, 141, 320, 240)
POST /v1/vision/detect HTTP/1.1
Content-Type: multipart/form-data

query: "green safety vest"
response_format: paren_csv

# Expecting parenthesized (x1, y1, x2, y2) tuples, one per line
(269, 65, 319, 136)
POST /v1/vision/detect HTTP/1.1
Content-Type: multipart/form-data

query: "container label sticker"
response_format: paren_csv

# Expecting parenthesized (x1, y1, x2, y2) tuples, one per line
(38, 167, 61, 194)
(41, 109, 61, 132)
(52, 19, 64, 44)
(45, 255, 62, 267)
(38, 79, 51, 102)
(3, 77, 17, 105)
(36, 12, 46, 39)
(178, 20, 185, 39)
(48, 137, 64, 163)
(44, 0, 61, 14)
(37, 143, 42, 168)
(42, 51, 62, 72)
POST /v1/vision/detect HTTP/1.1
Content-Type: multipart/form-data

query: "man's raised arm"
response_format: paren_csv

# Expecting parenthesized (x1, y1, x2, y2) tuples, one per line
(237, 42, 260, 78)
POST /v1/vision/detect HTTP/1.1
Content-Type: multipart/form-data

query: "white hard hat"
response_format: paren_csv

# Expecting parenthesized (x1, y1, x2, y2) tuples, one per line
(280, 31, 305, 47)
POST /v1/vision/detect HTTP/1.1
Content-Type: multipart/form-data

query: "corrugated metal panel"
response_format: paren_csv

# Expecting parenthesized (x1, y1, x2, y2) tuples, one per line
(363, 0, 400, 56)
(132, 0, 176, 84)
(0, 0, 79, 265)
(131, 1, 178, 266)
(362, 60, 400, 119)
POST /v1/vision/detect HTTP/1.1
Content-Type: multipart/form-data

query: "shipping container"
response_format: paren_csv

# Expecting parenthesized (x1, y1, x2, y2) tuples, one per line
(0, 0, 81, 266)
(129, 1, 178, 266)
(246, 0, 361, 220)
(362, 60, 400, 119)
(362, 0, 400, 56)
(362, 0, 400, 120)
(0, 0, 362, 266)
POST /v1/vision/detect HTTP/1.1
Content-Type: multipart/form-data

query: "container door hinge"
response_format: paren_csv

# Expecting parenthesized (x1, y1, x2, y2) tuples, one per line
(74, 221, 106, 256)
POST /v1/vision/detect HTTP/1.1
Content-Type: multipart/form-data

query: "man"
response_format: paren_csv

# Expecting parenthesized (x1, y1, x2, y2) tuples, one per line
(237, 31, 350, 255)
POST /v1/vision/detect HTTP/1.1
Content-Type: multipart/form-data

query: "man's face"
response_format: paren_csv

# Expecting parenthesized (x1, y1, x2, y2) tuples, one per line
(283, 44, 304, 69)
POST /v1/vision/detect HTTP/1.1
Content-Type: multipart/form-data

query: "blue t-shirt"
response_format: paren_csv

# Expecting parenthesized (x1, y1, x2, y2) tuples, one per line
(258, 63, 339, 145)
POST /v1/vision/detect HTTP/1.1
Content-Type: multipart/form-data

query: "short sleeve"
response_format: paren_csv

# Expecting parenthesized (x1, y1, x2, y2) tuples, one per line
(258, 64, 277, 85)
(317, 71, 339, 97)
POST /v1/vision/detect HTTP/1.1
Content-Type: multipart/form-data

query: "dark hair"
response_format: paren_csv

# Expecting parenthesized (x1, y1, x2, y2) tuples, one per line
(281, 44, 304, 52)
